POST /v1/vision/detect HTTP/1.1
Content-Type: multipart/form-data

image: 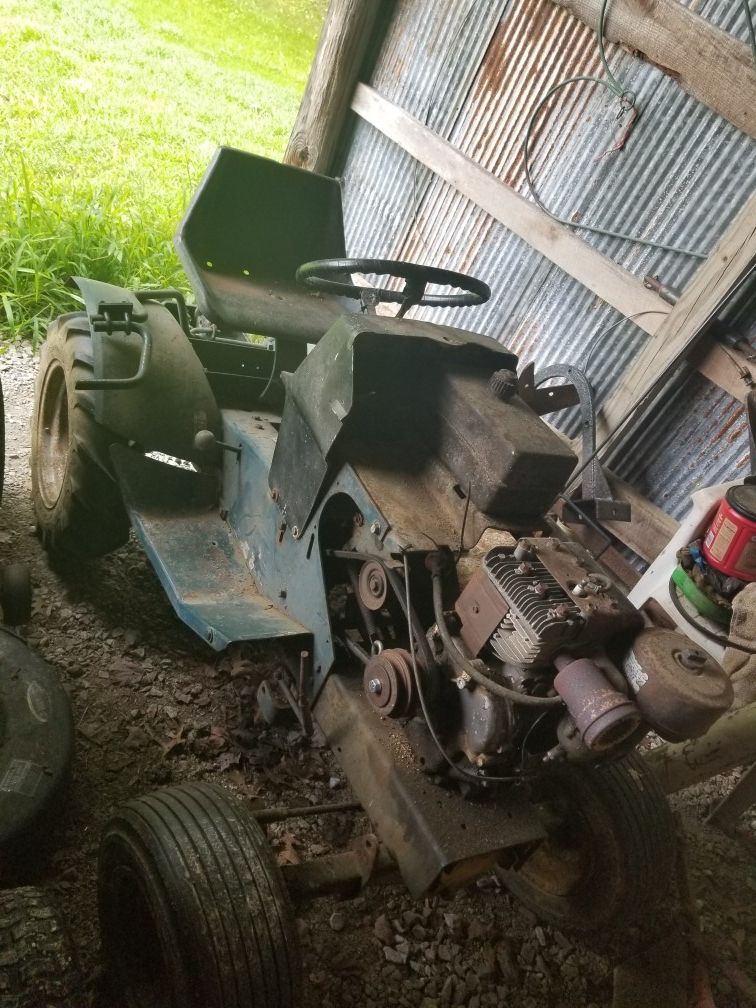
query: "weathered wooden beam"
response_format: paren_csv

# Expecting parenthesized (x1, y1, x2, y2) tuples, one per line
(602, 471, 678, 562)
(285, 0, 384, 174)
(553, 0, 756, 140)
(350, 84, 750, 406)
(351, 83, 669, 334)
(598, 196, 756, 435)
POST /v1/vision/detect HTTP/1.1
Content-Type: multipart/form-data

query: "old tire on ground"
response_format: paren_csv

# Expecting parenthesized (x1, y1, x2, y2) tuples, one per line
(0, 628, 74, 852)
(98, 781, 302, 1008)
(499, 752, 676, 935)
(31, 312, 129, 559)
(0, 886, 81, 1007)
(1, 563, 32, 626)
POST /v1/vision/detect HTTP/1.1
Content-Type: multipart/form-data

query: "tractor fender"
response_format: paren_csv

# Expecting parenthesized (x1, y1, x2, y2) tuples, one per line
(71, 277, 221, 461)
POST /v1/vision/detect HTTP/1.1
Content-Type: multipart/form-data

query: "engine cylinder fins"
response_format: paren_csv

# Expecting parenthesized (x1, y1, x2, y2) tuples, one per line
(357, 560, 388, 612)
(456, 549, 583, 667)
(554, 655, 642, 753)
(622, 627, 733, 742)
(363, 648, 416, 718)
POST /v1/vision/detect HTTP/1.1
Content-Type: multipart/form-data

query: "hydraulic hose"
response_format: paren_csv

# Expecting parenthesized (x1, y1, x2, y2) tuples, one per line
(430, 571, 563, 709)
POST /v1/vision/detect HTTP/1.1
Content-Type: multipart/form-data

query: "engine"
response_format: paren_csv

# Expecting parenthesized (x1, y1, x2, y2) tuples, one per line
(343, 535, 734, 785)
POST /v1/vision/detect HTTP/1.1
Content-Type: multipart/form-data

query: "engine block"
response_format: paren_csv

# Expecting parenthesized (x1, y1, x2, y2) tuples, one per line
(455, 538, 642, 667)
(485, 550, 583, 666)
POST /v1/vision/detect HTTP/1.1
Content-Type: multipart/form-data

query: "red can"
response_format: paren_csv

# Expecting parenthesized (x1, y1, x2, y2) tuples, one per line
(702, 484, 756, 581)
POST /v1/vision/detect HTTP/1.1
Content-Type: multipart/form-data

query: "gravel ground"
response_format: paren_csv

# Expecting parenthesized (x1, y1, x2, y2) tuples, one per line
(1, 343, 755, 1008)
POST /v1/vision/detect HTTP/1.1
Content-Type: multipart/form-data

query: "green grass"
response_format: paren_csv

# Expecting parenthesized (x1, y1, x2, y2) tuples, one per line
(0, 0, 327, 344)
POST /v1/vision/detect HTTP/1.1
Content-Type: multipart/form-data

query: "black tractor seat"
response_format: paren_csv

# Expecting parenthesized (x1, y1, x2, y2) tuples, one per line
(175, 147, 351, 346)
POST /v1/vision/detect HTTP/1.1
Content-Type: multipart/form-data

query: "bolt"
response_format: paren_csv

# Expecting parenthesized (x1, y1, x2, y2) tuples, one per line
(292, 525, 300, 539)
(513, 541, 533, 561)
(548, 603, 571, 620)
(368, 573, 382, 596)
(206, 629, 214, 643)
(353, 513, 364, 527)
(270, 488, 279, 501)
(370, 521, 381, 536)
(531, 581, 548, 597)
(678, 649, 707, 672)
(516, 562, 532, 576)
(368, 678, 382, 694)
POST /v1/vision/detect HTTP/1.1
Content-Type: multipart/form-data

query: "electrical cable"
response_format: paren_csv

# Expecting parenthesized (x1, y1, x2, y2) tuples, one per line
(401, 554, 525, 784)
(430, 568, 563, 708)
(668, 575, 756, 654)
(523, 0, 732, 260)
(580, 309, 670, 379)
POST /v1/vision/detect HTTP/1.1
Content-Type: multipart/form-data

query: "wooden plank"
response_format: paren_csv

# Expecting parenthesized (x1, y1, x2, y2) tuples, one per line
(351, 83, 669, 335)
(602, 471, 678, 562)
(554, 0, 756, 140)
(689, 340, 755, 402)
(598, 196, 756, 435)
(285, 0, 383, 174)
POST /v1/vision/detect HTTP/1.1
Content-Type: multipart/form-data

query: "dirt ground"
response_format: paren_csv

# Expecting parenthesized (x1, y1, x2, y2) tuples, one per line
(1, 342, 755, 1008)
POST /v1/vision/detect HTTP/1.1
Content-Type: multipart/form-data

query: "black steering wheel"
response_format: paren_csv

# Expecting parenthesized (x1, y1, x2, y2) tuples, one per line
(295, 257, 490, 316)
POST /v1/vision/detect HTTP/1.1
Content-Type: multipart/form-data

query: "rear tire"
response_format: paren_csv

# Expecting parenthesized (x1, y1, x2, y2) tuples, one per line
(31, 312, 129, 559)
(98, 781, 302, 1008)
(499, 753, 676, 936)
(0, 886, 81, 1007)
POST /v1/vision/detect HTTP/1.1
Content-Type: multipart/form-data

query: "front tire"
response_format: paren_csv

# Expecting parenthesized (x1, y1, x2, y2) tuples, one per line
(31, 312, 129, 559)
(499, 753, 676, 935)
(0, 886, 81, 1007)
(98, 782, 302, 1008)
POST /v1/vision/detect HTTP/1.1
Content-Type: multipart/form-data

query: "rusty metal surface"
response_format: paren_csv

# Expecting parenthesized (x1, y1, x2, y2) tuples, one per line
(624, 627, 733, 742)
(313, 673, 546, 896)
(455, 564, 511, 657)
(358, 560, 388, 611)
(338, 0, 756, 531)
(281, 836, 397, 903)
(363, 648, 416, 718)
(553, 654, 641, 751)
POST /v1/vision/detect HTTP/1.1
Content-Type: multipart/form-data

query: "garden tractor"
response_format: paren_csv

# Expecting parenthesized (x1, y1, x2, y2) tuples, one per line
(30, 147, 734, 1008)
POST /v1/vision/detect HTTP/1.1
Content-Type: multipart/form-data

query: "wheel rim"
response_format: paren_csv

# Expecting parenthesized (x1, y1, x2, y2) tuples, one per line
(501, 779, 621, 930)
(37, 362, 69, 509)
(516, 805, 591, 899)
(106, 863, 173, 1008)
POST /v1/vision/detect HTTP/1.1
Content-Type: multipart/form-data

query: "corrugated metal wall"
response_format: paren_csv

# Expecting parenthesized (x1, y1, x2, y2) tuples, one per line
(336, 0, 756, 533)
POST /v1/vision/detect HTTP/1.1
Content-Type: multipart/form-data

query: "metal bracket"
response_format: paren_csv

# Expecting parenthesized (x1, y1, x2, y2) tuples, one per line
(517, 361, 580, 415)
(76, 299, 153, 391)
(533, 363, 631, 524)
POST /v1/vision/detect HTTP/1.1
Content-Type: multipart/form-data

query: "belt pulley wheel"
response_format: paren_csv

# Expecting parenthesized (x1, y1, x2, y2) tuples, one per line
(357, 561, 388, 612)
(364, 648, 416, 718)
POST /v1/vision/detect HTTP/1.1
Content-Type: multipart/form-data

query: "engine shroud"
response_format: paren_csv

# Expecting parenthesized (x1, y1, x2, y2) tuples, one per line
(456, 538, 642, 667)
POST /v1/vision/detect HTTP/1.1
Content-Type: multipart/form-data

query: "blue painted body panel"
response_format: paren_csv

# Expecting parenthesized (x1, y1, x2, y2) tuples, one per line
(220, 409, 403, 695)
(113, 409, 404, 697)
(111, 445, 308, 652)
